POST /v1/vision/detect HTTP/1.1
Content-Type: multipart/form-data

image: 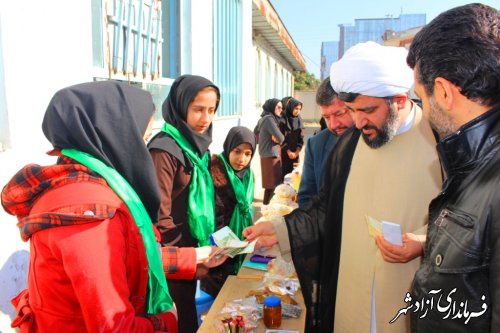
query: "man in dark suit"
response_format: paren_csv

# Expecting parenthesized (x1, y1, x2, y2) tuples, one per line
(297, 77, 353, 208)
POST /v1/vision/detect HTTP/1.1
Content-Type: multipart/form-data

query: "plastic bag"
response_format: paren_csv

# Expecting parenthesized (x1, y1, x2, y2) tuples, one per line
(214, 296, 260, 333)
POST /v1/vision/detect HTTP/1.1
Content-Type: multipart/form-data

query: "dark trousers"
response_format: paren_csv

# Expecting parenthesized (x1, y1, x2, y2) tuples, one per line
(263, 189, 275, 205)
(168, 279, 198, 333)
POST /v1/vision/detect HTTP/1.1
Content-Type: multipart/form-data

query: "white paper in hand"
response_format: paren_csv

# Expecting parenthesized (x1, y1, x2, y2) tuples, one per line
(381, 221, 403, 246)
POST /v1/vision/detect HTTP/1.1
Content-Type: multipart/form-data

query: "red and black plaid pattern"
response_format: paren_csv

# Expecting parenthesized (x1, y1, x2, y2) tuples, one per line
(1, 156, 115, 241)
(143, 311, 177, 333)
(162, 246, 180, 274)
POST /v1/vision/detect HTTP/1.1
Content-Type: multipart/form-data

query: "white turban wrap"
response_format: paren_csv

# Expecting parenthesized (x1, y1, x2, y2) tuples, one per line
(330, 41, 414, 98)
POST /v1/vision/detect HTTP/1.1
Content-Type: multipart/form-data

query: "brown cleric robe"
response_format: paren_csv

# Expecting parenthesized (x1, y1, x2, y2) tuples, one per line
(335, 106, 441, 333)
(285, 104, 442, 333)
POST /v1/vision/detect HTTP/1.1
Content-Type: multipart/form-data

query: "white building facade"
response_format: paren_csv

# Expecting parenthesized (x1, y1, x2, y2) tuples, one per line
(0, 0, 304, 331)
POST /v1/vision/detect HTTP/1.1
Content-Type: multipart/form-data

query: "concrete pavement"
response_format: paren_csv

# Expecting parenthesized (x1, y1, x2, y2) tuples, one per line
(251, 123, 320, 219)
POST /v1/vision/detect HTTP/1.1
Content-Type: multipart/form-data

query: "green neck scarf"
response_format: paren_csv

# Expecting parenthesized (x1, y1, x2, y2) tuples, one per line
(161, 123, 215, 246)
(219, 153, 255, 272)
(61, 149, 173, 314)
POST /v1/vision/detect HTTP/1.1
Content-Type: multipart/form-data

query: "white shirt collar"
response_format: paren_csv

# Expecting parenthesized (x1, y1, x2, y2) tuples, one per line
(396, 103, 416, 136)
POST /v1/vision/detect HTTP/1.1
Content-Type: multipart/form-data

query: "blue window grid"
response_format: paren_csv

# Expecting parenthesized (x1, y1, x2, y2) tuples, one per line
(96, 0, 163, 80)
(213, 0, 242, 117)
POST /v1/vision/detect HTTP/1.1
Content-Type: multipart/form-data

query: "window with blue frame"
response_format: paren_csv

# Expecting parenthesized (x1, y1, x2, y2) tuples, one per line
(91, 0, 175, 123)
(161, 0, 179, 78)
(213, 0, 242, 117)
(92, 0, 181, 81)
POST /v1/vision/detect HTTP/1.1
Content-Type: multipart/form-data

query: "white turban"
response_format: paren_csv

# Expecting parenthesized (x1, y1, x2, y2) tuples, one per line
(330, 41, 414, 98)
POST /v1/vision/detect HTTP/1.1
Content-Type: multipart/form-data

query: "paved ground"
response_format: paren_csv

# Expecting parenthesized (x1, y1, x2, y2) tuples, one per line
(251, 123, 320, 220)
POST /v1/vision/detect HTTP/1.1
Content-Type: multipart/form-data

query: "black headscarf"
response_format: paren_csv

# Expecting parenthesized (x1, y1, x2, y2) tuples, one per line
(280, 96, 292, 129)
(222, 126, 256, 179)
(148, 75, 220, 161)
(281, 96, 292, 110)
(260, 98, 281, 125)
(284, 97, 304, 131)
(42, 81, 160, 222)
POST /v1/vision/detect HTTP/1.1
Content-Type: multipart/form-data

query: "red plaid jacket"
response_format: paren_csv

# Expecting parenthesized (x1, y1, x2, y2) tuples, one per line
(2, 155, 197, 332)
(1, 155, 197, 276)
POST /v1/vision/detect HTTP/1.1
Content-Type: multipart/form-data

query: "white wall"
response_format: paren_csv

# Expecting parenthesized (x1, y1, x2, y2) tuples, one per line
(295, 90, 321, 122)
(0, 1, 297, 329)
(2, 1, 93, 154)
(0, 1, 94, 331)
(249, 42, 296, 198)
(238, 0, 256, 131)
(189, 0, 214, 80)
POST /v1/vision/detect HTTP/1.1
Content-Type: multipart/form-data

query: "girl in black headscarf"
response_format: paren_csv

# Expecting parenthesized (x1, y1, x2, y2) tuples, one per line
(2, 81, 178, 332)
(280, 96, 293, 132)
(148, 74, 222, 333)
(280, 97, 305, 177)
(201, 126, 256, 297)
(255, 98, 285, 204)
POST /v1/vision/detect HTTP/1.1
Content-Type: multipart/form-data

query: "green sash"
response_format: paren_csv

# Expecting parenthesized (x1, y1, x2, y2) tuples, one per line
(161, 123, 215, 246)
(61, 149, 173, 314)
(219, 153, 255, 271)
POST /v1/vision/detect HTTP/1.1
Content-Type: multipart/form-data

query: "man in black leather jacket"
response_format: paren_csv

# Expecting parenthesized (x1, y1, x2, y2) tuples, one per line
(383, 3, 499, 332)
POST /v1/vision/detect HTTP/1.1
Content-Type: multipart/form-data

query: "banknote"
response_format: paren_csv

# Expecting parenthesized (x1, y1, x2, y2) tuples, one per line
(210, 226, 256, 258)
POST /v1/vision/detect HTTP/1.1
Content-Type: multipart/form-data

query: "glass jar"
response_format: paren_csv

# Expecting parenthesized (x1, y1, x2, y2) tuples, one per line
(263, 295, 282, 328)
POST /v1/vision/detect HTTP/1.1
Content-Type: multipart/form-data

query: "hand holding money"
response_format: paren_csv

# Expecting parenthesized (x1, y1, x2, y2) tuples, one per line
(195, 246, 228, 268)
(210, 226, 257, 258)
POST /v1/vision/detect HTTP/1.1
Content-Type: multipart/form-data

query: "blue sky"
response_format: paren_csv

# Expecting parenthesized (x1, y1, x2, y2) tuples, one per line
(270, 1, 499, 78)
